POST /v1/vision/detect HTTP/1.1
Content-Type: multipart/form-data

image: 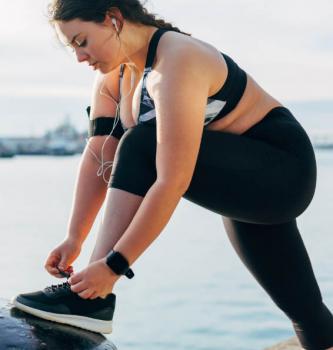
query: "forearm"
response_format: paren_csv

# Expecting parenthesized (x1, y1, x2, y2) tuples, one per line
(113, 181, 185, 265)
(67, 136, 118, 244)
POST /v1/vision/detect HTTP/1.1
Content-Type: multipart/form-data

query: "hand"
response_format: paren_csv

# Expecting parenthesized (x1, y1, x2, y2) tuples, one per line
(44, 237, 82, 278)
(68, 259, 120, 300)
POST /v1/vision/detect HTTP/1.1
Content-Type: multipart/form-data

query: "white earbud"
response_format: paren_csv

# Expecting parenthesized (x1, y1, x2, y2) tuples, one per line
(111, 17, 119, 33)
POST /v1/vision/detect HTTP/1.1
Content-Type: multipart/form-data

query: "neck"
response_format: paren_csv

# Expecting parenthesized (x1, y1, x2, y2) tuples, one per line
(118, 22, 158, 73)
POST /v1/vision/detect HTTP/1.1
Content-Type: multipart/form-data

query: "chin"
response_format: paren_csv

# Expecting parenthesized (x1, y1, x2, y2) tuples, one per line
(99, 67, 109, 74)
(103, 63, 119, 74)
(97, 67, 104, 73)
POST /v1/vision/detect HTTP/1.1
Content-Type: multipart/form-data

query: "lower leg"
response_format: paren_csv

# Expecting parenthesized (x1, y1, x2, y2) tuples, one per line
(89, 188, 144, 263)
(222, 217, 333, 350)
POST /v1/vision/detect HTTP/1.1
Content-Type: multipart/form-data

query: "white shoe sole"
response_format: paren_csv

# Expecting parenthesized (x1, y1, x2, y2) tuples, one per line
(10, 296, 113, 334)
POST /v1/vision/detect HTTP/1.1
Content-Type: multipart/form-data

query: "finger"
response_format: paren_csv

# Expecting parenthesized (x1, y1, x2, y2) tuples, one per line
(45, 253, 60, 267)
(70, 281, 87, 294)
(53, 271, 66, 278)
(89, 292, 98, 300)
(65, 266, 74, 274)
(45, 260, 60, 271)
(64, 266, 74, 277)
(78, 289, 94, 300)
(68, 272, 82, 285)
(45, 265, 63, 277)
(58, 258, 69, 271)
(45, 258, 61, 274)
(56, 266, 71, 278)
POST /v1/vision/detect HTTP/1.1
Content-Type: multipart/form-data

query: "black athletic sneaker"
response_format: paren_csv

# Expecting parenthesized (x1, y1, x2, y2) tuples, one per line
(10, 282, 116, 334)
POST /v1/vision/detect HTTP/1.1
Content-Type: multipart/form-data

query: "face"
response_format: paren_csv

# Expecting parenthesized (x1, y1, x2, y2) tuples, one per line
(54, 18, 120, 73)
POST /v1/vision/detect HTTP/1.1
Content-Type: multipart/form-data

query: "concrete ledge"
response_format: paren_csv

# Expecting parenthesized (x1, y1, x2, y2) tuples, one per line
(0, 298, 117, 349)
(264, 337, 302, 350)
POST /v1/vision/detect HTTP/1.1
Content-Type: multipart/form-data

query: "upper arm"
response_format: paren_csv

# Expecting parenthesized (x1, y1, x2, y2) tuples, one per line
(87, 66, 122, 150)
(151, 44, 211, 190)
(89, 67, 121, 120)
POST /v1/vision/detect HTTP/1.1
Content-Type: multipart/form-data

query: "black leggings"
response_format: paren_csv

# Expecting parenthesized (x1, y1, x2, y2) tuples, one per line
(109, 107, 333, 349)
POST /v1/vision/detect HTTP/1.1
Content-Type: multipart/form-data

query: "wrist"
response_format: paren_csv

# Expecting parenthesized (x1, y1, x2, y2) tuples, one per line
(66, 227, 87, 242)
(67, 222, 91, 243)
(65, 234, 84, 247)
(105, 250, 135, 279)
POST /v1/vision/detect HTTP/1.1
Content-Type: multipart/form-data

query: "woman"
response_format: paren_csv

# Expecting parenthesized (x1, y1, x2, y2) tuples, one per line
(11, 0, 333, 349)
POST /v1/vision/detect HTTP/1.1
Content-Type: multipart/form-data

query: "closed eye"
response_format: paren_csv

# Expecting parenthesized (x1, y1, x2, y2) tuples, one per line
(78, 39, 87, 48)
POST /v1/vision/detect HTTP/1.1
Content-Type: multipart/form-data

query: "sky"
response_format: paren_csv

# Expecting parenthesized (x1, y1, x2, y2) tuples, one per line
(0, 0, 332, 135)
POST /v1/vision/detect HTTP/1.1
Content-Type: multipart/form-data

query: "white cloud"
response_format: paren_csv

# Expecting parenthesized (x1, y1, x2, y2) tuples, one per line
(0, 0, 332, 101)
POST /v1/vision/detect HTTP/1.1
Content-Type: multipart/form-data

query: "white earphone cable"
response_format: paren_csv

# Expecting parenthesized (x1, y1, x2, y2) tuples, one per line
(85, 24, 138, 185)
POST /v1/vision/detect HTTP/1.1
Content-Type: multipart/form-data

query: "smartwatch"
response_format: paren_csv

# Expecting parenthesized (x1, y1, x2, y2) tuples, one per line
(106, 250, 134, 279)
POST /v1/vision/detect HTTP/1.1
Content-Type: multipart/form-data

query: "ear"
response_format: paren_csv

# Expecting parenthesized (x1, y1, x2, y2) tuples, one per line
(104, 7, 124, 25)
(102, 12, 113, 27)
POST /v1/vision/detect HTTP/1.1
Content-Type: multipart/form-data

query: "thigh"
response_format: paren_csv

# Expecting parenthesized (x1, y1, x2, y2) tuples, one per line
(109, 124, 157, 196)
(184, 127, 315, 224)
(110, 110, 316, 224)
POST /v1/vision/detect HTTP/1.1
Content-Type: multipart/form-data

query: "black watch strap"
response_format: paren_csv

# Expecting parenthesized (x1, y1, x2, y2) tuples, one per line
(106, 250, 134, 279)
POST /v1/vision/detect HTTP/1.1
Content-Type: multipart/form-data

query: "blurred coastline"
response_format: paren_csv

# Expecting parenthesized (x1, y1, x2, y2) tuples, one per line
(0, 117, 86, 158)
(1, 98, 332, 158)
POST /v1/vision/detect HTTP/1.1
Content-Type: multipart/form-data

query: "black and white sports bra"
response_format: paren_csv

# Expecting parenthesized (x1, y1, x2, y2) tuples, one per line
(87, 28, 247, 140)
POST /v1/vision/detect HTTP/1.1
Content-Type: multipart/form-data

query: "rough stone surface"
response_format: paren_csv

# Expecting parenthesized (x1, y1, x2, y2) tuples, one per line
(0, 298, 117, 350)
(263, 337, 302, 350)
(2, 298, 305, 350)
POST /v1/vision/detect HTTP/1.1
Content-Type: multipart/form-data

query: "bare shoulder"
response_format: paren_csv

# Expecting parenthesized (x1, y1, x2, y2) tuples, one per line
(153, 31, 227, 92)
(158, 32, 225, 66)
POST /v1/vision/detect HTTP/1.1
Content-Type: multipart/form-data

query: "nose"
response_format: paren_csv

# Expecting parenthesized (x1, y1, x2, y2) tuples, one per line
(75, 48, 89, 63)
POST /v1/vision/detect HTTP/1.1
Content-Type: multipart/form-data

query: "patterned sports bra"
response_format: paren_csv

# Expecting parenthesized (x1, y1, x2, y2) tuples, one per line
(86, 28, 247, 140)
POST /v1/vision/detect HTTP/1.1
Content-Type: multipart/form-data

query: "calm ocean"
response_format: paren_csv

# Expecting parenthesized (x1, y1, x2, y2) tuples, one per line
(0, 116, 333, 349)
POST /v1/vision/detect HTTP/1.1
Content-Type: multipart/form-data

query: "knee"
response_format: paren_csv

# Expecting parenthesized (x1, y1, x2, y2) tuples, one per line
(109, 124, 157, 196)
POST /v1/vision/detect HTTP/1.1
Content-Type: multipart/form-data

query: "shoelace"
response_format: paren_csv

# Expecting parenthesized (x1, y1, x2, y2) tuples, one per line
(44, 266, 72, 293)
(56, 266, 72, 279)
(45, 281, 71, 293)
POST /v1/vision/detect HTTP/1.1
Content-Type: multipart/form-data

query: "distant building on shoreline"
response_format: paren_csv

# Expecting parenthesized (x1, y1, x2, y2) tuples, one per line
(0, 141, 15, 158)
(1, 117, 333, 158)
(0, 116, 87, 157)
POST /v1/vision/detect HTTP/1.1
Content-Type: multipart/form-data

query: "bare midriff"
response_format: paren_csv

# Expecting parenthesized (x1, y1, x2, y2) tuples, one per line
(206, 73, 283, 135)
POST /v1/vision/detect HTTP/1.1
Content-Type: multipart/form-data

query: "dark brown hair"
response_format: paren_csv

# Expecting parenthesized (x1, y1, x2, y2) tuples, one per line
(48, 0, 191, 36)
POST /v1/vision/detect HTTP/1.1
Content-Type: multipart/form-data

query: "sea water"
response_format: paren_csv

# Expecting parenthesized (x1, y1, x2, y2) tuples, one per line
(0, 135, 333, 350)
